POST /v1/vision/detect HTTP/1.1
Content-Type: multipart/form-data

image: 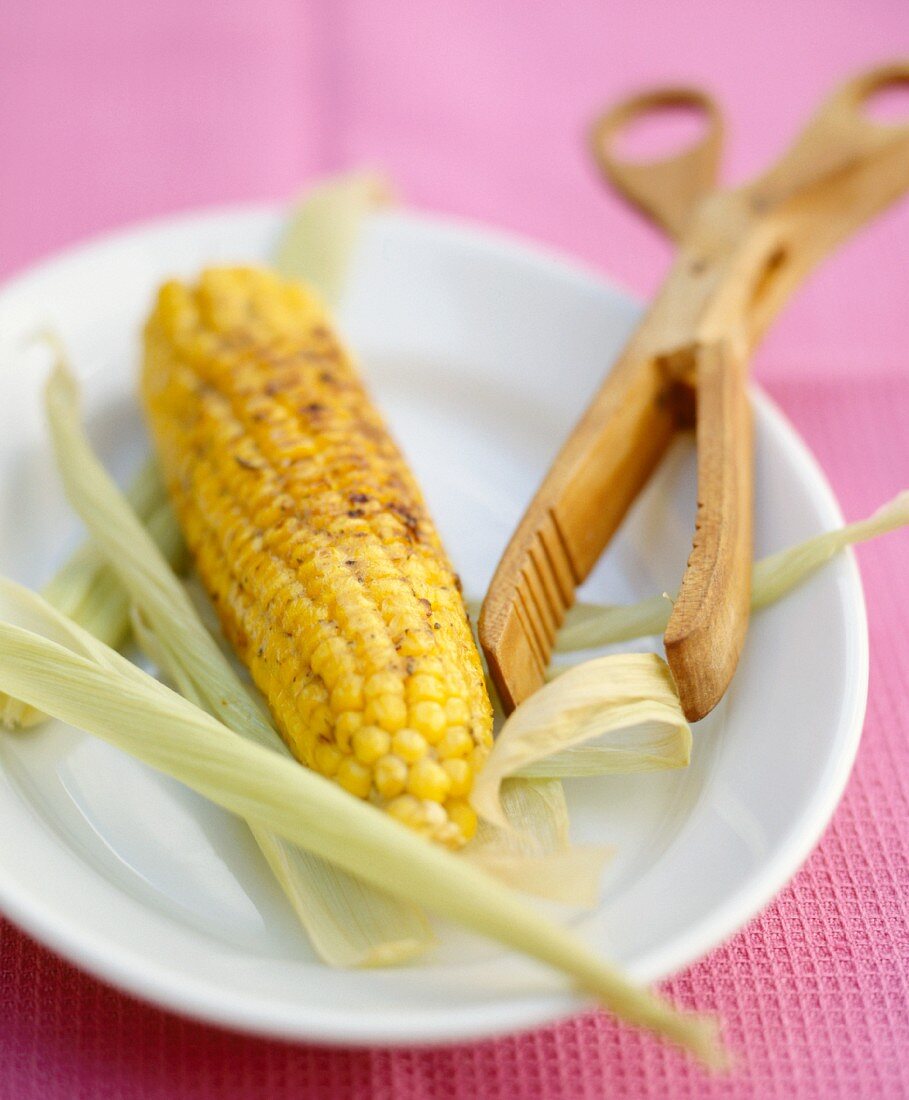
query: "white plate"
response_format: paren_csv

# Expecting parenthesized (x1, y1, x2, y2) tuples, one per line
(0, 206, 867, 1045)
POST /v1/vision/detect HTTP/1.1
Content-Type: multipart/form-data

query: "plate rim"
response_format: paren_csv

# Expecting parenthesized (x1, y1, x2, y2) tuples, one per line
(0, 202, 869, 1046)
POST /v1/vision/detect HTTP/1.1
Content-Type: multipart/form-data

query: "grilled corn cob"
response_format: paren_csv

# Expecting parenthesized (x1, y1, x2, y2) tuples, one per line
(141, 267, 493, 847)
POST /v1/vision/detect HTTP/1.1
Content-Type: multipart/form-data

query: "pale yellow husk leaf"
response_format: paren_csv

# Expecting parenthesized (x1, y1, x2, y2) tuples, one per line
(471, 654, 691, 830)
(464, 661, 610, 905)
(0, 588, 724, 1067)
(466, 778, 614, 907)
(0, 461, 183, 730)
(274, 170, 392, 303)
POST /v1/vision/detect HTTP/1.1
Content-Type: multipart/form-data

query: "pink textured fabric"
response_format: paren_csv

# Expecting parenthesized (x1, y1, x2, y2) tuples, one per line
(1, 2, 908, 1097)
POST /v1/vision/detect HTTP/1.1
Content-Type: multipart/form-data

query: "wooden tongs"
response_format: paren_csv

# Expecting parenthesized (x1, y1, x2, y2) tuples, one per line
(480, 61, 909, 722)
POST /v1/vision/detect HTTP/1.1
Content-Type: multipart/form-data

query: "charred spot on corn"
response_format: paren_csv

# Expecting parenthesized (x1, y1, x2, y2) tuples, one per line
(142, 266, 493, 848)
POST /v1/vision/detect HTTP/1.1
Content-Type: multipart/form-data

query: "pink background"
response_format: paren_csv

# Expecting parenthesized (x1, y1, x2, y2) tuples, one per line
(1, 1, 908, 1097)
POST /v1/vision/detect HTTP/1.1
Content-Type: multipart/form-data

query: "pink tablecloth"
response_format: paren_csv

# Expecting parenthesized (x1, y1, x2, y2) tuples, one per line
(1, 2, 908, 1097)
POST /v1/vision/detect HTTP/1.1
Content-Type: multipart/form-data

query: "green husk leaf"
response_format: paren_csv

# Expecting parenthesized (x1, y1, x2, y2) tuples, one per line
(556, 596, 671, 651)
(44, 358, 432, 968)
(471, 654, 691, 829)
(274, 170, 392, 304)
(558, 492, 909, 652)
(751, 491, 909, 608)
(0, 592, 724, 1067)
(0, 461, 184, 731)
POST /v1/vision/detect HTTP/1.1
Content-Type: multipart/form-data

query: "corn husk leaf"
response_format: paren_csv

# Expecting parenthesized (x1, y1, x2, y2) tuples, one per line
(558, 492, 909, 652)
(0, 589, 724, 1067)
(461, 657, 612, 904)
(471, 654, 691, 830)
(274, 170, 392, 305)
(467, 778, 613, 907)
(43, 358, 432, 968)
(751, 491, 909, 608)
(556, 596, 671, 651)
(0, 461, 184, 731)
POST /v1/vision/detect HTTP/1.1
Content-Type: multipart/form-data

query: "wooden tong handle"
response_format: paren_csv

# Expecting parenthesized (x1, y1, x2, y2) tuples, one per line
(737, 61, 909, 343)
(753, 62, 909, 211)
(590, 87, 723, 242)
(664, 340, 753, 720)
(479, 350, 678, 713)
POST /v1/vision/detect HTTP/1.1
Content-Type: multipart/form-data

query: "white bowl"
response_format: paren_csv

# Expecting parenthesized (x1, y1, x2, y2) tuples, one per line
(0, 205, 867, 1044)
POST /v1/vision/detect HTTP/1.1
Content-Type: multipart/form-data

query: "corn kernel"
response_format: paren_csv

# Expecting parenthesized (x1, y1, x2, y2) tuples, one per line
(406, 674, 446, 704)
(444, 697, 471, 726)
(352, 725, 391, 765)
(293, 680, 325, 717)
(365, 693, 408, 733)
(330, 677, 363, 714)
(374, 754, 408, 798)
(308, 702, 332, 740)
(336, 756, 372, 799)
(446, 799, 478, 841)
(255, 502, 283, 527)
(334, 711, 362, 752)
(283, 439, 317, 461)
(470, 744, 490, 773)
(314, 740, 343, 777)
(421, 799, 448, 829)
(475, 723, 493, 748)
(364, 671, 404, 698)
(371, 578, 405, 604)
(436, 821, 464, 848)
(442, 757, 471, 797)
(387, 794, 424, 829)
(392, 728, 428, 763)
(410, 700, 447, 743)
(385, 608, 421, 636)
(413, 656, 445, 679)
(310, 636, 346, 679)
(407, 758, 452, 802)
(436, 725, 473, 759)
(396, 628, 433, 658)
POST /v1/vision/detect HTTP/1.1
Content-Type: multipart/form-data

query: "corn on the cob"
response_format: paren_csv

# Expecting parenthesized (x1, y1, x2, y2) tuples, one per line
(141, 267, 493, 847)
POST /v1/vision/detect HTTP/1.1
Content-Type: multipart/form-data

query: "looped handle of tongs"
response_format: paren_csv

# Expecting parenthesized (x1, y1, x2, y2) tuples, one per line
(730, 61, 909, 342)
(752, 61, 909, 216)
(589, 87, 724, 242)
